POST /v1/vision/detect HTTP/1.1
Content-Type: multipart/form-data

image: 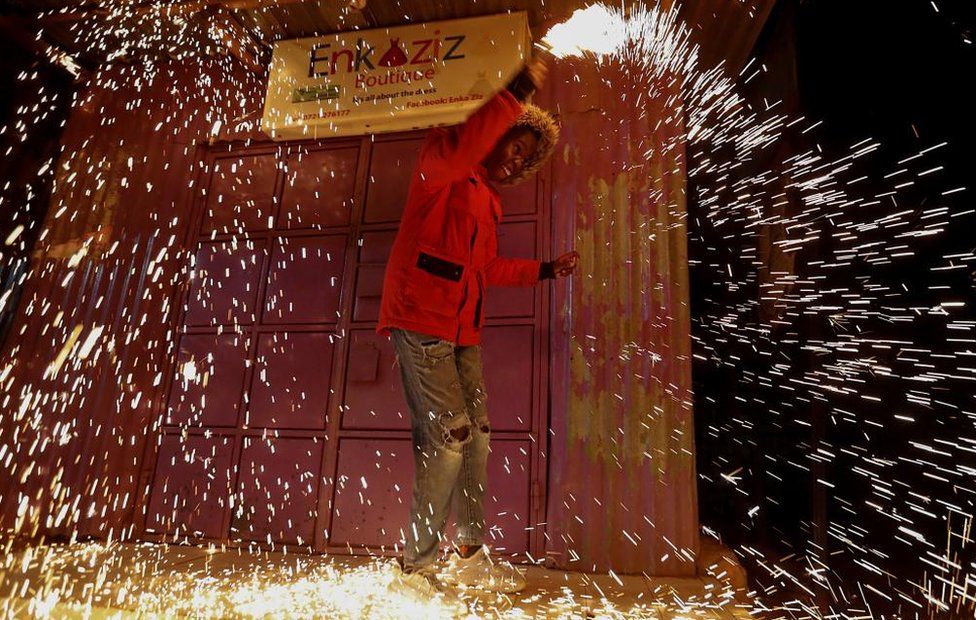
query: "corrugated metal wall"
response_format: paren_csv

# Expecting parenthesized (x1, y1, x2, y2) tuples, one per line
(541, 58, 699, 575)
(0, 57, 264, 540)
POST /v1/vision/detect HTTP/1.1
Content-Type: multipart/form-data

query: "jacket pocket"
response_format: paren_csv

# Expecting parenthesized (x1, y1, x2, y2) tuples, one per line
(417, 251, 463, 282)
(401, 245, 465, 318)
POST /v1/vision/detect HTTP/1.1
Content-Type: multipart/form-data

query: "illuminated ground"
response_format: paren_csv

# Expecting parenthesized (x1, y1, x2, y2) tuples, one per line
(0, 541, 752, 619)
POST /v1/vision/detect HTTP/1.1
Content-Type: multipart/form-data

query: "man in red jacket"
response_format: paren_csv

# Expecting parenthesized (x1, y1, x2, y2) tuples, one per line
(378, 56, 578, 600)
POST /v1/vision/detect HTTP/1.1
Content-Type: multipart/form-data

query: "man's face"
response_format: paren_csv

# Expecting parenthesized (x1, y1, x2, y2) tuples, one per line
(483, 127, 539, 183)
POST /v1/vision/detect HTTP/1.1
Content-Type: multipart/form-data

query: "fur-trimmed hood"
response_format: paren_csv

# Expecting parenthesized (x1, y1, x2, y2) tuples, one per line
(499, 104, 560, 186)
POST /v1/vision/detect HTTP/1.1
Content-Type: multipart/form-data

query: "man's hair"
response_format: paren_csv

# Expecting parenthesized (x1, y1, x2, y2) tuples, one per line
(498, 104, 560, 186)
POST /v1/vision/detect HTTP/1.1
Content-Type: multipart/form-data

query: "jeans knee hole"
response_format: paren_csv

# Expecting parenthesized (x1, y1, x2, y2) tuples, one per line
(450, 425, 471, 442)
(436, 413, 471, 450)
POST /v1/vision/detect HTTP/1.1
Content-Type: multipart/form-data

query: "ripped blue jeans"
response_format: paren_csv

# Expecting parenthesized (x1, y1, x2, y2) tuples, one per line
(391, 328, 490, 573)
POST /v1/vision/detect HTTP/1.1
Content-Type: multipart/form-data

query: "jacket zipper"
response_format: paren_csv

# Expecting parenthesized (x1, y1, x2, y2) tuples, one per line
(473, 274, 484, 328)
(457, 222, 479, 342)
(456, 281, 468, 342)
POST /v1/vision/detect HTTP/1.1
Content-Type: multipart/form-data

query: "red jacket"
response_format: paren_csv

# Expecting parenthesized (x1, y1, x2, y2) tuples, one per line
(376, 90, 542, 346)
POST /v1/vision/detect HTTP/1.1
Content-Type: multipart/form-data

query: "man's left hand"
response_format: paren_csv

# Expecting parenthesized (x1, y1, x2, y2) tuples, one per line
(552, 250, 580, 277)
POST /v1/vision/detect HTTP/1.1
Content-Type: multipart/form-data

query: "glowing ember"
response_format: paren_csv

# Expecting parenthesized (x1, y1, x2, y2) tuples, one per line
(541, 5, 628, 59)
(0, 542, 745, 619)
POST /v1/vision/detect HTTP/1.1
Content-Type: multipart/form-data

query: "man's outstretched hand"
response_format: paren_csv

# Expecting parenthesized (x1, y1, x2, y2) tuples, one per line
(552, 250, 579, 277)
(507, 55, 549, 101)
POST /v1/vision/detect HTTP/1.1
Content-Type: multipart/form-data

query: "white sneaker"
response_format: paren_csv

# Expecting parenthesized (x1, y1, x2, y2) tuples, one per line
(439, 546, 527, 593)
(389, 561, 468, 615)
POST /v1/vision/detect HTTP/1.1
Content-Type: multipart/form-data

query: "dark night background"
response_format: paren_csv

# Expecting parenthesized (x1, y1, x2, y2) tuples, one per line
(0, 33, 74, 348)
(691, 0, 976, 614)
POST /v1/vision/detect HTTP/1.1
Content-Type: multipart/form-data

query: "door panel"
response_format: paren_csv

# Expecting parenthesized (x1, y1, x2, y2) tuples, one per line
(232, 436, 324, 545)
(496, 175, 537, 216)
(485, 221, 537, 318)
(482, 439, 532, 554)
(166, 333, 249, 427)
(246, 332, 334, 429)
(185, 240, 265, 327)
(203, 154, 278, 233)
(353, 266, 385, 323)
(342, 330, 409, 430)
(328, 438, 412, 548)
(363, 138, 424, 223)
(481, 326, 535, 432)
(352, 230, 396, 323)
(359, 230, 396, 264)
(280, 147, 359, 229)
(145, 434, 235, 538)
(263, 235, 346, 324)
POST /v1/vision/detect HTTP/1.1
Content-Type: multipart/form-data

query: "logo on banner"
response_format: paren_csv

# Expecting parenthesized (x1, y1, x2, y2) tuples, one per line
(378, 38, 409, 67)
(308, 32, 466, 78)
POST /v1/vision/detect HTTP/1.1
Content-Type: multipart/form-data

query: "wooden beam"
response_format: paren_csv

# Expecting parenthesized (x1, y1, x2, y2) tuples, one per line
(198, 5, 266, 73)
(359, 4, 379, 28)
(38, 0, 370, 40)
(37, 0, 312, 24)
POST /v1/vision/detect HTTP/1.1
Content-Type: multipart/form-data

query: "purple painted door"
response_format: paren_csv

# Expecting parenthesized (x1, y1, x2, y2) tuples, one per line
(143, 132, 551, 559)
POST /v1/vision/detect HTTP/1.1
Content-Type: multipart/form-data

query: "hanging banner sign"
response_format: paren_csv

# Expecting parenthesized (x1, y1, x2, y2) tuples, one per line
(261, 12, 531, 140)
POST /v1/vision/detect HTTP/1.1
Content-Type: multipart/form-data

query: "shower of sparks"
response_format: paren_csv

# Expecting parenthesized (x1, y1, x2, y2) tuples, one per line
(538, 2, 976, 616)
(541, 5, 629, 59)
(0, 542, 742, 618)
(0, 0, 974, 619)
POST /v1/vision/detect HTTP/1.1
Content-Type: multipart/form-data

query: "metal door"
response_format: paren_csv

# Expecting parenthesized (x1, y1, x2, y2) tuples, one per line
(141, 131, 551, 559)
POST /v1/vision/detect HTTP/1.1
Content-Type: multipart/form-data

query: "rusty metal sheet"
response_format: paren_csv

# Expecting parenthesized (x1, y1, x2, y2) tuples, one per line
(541, 56, 699, 575)
(0, 58, 266, 540)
